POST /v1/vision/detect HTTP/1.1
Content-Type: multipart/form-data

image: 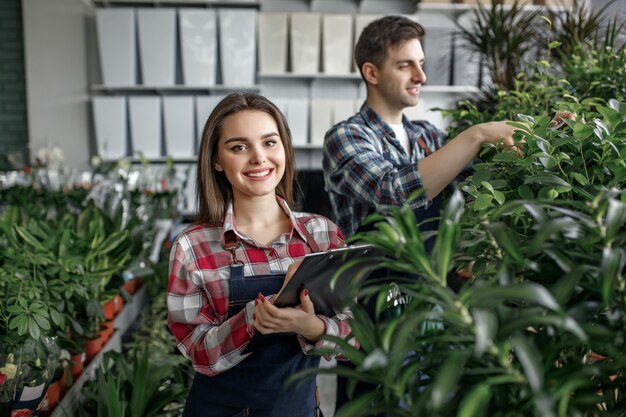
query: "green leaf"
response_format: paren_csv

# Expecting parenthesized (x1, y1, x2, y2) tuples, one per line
(474, 283, 560, 312)
(517, 185, 534, 200)
(435, 226, 457, 279)
(548, 40, 562, 49)
(105, 374, 123, 417)
(472, 169, 491, 186)
(431, 351, 467, 410)
(486, 223, 525, 263)
(480, 181, 494, 193)
(9, 315, 28, 335)
(28, 317, 41, 340)
(524, 173, 570, 188)
(511, 333, 543, 393)
(474, 194, 493, 211)
(605, 198, 626, 243)
(472, 308, 497, 357)
(570, 172, 588, 185)
(600, 247, 624, 306)
(457, 384, 491, 417)
(334, 391, 379, 417)
(14, 225, 49, 252)
(32, 313, 51, 331)
(573, 123, 594, 140)
(493, 190, 505, 205)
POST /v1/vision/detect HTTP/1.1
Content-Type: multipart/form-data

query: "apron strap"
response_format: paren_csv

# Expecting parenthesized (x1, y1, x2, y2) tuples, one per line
(223, 230, 244, 265)
(417, 135, 432, 156)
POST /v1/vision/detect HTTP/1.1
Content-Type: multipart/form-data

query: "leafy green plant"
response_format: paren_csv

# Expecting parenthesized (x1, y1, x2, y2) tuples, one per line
(79, 347, 188, 417)
(543, 0, 618, 62)
(301, 191, 625, 417)
(296, 100, 626, 417)
(455, 0, 543, 91)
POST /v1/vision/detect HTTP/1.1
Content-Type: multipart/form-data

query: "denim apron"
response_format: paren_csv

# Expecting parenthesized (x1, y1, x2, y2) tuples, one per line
(183, 226, 322, 417)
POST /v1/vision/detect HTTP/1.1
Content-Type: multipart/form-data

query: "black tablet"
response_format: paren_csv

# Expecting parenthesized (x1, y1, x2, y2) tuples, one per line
(273, 244, 382, 317)
(244, 244, 382, 353)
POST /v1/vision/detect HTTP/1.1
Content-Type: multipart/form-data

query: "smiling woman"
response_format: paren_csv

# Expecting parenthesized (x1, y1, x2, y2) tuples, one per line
(214, 110, 286, 207)
(166, 92, 356, 417)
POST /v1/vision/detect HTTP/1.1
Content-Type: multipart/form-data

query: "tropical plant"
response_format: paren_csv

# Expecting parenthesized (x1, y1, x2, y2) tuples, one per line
(454, 0, 543, 91)
(78, 346, 188, 417)
(543, 0, 619, 62)
(295, 99, 626, 416)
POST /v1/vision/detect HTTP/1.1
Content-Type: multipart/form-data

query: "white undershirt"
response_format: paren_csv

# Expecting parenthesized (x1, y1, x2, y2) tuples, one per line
(389, 124, 411, 155)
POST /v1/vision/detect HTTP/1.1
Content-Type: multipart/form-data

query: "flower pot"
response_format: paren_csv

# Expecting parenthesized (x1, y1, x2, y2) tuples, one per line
(121, 278, 138, 295)
(38, 379, 61, 416)
(83, 337, 103, 364)
(113, 294, 124, 315)
(100, 321, 114, 342)
(58, 366, 68, 398)
(69, 353, 85, 381)
(102, 298, 116, 321)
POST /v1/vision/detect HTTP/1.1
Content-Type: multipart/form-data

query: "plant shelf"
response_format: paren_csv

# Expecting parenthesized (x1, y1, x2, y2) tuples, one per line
(49, 285, 149, 417)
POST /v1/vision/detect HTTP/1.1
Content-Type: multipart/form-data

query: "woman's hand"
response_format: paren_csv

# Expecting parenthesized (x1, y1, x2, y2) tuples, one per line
(254, 289, 326, 342)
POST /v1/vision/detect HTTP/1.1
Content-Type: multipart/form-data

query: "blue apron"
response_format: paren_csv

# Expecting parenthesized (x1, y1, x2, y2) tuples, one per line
(183, 232, 322, 417)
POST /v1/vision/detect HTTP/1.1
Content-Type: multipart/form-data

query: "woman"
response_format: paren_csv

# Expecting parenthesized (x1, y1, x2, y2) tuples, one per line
(167, 92, 354, 417)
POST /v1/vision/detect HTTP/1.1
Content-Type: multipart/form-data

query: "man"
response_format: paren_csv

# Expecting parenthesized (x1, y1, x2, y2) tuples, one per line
(323, 15, 517, 240)
(322, 14, 518, 414)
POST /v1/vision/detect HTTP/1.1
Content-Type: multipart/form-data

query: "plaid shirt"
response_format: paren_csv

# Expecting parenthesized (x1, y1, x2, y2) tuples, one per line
(323, 102, 446, 237)
(167, 197, 352, 376)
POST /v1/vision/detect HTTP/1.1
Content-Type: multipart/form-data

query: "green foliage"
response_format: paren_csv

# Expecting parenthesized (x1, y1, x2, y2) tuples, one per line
(78, 346, 188, 417)
(303, 100, 626, 416)
(446, 0, 625, 136)
(455, 0, 543, 91)
(0, 200, 132, 342)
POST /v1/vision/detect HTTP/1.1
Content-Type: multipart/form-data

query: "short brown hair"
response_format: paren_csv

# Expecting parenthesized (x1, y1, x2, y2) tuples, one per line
(355, 15, 425, 79)
(195, 92, 296, 225)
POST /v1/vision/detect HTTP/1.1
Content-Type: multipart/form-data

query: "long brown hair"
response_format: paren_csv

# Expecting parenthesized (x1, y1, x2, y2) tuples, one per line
(195, 92, 296, 225)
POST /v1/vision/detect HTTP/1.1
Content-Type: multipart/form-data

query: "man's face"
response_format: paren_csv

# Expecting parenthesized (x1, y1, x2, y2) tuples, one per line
(376, 38, 427, 112)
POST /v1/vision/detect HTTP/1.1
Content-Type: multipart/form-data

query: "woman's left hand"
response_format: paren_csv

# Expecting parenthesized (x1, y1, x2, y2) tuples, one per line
(254, 289, 325, 342)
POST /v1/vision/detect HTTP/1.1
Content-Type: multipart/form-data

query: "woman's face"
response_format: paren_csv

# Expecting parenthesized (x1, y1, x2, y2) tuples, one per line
(215, 110, 286, 202)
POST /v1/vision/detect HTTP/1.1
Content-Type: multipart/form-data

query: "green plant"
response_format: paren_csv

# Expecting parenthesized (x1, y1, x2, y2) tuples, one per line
(78, 347, 188, 417)
(544, 0, 618, 62)
(295, 100, 626, 417)
(455, 0, 543, 91)
(558, 18, 626, 103)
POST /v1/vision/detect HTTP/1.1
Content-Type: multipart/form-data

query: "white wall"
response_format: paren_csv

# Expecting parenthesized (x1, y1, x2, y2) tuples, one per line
(20, 0, 624, 169)
(22, 0, 92, 169)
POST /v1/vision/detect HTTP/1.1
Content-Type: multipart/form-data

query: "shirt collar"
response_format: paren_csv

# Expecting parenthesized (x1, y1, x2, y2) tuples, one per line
(220, 196, 309, 246)
(359, 101, 421, 138)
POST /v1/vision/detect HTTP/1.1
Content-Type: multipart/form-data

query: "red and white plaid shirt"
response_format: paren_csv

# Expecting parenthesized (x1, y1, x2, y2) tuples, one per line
(167, 197, 354, 376)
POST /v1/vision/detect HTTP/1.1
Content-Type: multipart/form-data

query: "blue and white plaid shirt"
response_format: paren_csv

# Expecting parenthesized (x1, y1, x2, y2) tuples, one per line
(322, 102, 446, 237)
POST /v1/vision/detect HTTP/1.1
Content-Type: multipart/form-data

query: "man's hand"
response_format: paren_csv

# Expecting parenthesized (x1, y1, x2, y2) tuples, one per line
(550, 111, 576, 129)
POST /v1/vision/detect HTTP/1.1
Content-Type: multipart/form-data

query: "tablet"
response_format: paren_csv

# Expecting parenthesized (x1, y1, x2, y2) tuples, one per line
(273, 244, 382, 317)
(244, 244, 382, 353)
